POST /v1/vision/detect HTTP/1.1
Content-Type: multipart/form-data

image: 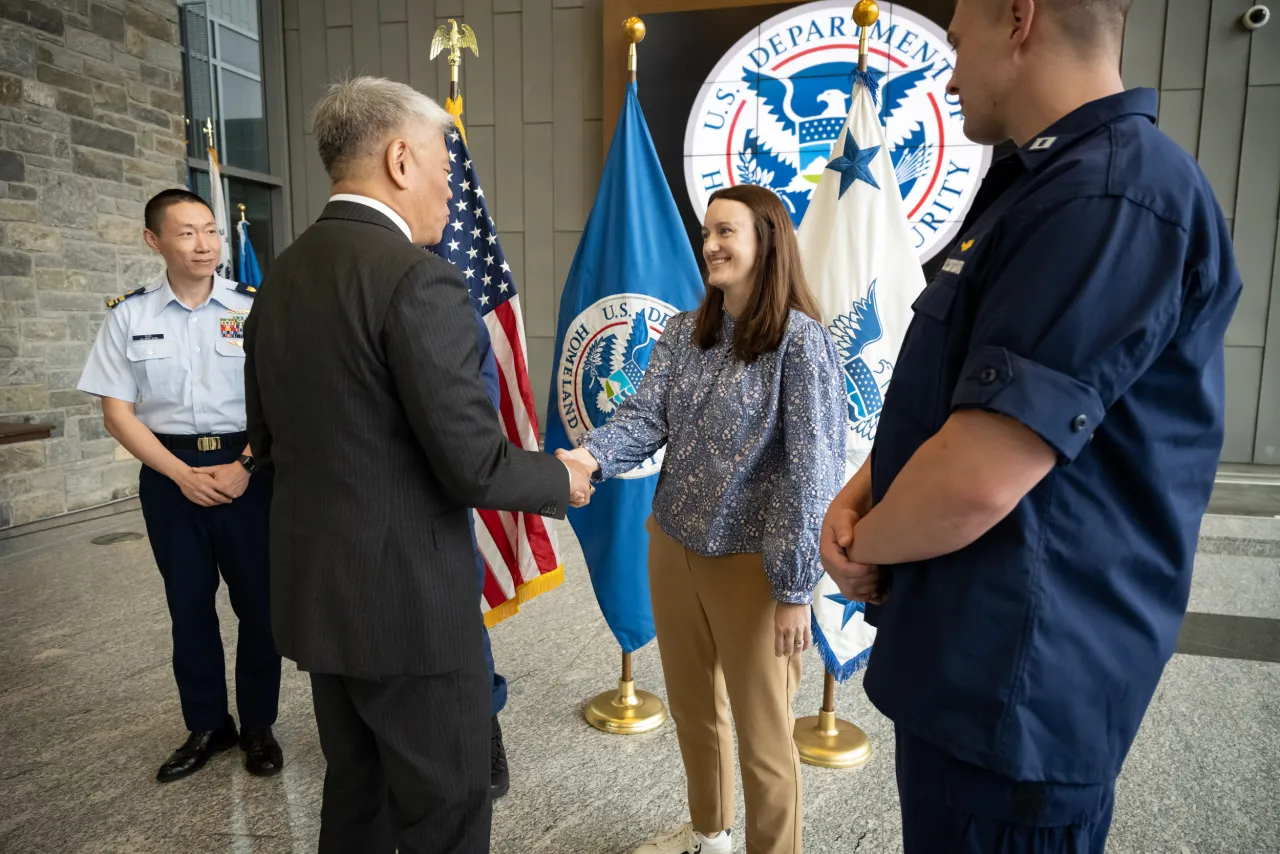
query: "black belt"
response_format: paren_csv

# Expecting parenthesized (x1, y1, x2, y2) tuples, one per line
(153, 432, 248, 452)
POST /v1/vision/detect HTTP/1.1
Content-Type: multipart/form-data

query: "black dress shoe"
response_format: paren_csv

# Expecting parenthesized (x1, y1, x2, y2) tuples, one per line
(490, 716, 509, 799)
(241, 728, 284, 777)
(156, 719, 238, 783)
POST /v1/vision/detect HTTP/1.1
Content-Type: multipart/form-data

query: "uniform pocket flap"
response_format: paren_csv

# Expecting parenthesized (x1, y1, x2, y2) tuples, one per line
(215, 338, 246, 357)
(126, 339, 176, 361)
(911, 278, 958, 321)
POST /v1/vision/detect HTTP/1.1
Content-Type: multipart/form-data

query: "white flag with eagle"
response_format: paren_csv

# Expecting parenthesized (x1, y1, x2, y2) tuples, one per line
(796, 68, 927, 680)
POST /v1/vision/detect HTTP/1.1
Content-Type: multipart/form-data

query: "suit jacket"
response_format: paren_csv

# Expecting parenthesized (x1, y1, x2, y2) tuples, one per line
(245, 201, 569, 678)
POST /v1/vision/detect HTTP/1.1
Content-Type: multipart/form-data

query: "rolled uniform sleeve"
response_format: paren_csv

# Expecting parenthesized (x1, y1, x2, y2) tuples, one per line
(77, 309, 137, 402)
(580, 313, 684, 480)
(763, 322, 847, 603)
(952, 197, 1186, 461)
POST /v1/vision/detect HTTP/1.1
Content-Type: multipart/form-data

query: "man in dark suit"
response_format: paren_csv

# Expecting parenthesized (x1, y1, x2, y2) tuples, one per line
(243, 76, 594, 854)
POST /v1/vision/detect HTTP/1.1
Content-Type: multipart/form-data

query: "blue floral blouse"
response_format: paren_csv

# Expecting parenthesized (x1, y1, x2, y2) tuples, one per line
(580, 308, 847, 603)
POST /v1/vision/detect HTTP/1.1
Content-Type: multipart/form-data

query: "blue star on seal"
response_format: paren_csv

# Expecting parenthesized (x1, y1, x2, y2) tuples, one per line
(825, 131, 881, 198)
(824, 591, 866, 629)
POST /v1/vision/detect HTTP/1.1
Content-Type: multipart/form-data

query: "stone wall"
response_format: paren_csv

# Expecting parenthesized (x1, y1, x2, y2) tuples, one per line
(0, 0, 185, 530)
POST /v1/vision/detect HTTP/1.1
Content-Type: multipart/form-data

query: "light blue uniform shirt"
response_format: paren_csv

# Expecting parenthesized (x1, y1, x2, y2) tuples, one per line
(78, 274, 255, 435)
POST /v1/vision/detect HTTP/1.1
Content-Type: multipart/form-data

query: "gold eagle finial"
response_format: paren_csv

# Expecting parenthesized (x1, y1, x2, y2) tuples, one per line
(430, 19, 479, 66)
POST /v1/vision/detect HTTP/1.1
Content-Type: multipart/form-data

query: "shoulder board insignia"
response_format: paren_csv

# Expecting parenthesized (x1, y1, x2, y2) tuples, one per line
(234, 281, 258, 296)
(105, 286, 147, 309)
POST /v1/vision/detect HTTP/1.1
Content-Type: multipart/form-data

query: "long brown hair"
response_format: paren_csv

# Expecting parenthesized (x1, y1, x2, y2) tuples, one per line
(693, 185, 821, 362)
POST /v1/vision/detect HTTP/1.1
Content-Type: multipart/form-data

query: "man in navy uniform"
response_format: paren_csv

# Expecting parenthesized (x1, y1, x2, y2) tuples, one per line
(470, 309, 511, 799)
(820, 0, 1241, 849)
(78, 189, 283, 783)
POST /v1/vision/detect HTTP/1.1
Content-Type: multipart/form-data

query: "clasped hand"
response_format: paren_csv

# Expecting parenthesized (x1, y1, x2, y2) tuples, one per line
(174, 463, 249, 507)
(819, 505, 884, 605)
(556, 447, 600, 508)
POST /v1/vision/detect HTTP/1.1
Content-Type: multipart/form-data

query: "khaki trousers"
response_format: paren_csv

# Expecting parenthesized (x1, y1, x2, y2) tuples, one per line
(647, 517, 803, 854)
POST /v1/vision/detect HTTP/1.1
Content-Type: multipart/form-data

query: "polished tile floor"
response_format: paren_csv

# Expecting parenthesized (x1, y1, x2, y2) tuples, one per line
(1, 511, 1277, 854)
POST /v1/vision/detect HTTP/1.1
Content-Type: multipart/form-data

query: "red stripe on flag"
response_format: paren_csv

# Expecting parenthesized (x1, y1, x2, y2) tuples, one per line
(496, 302, 541, 439)
(523, 513, 559, 573)
(479, 507, 521, 588)
(481, 556, 508, 608)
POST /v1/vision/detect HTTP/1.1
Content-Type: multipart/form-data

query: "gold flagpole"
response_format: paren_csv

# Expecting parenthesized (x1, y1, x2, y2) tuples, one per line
(582, 17, 666, 736)
(793, 0, 880, 769)
(431, 18, 479, 138)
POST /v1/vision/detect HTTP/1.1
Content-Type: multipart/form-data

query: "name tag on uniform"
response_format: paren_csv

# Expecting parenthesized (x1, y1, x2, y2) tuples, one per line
(220, 311, 248, 347)
(941, 258, 965, 275)
(132, 333, 164, 341)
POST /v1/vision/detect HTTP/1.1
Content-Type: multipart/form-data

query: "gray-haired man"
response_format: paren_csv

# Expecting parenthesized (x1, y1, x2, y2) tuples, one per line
(244, 77, 594, 853)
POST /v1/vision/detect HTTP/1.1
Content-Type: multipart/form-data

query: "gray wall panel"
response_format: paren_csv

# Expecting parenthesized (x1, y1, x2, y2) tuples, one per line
(407, 0, 438, 94)
(522, 122, 555, 339)
(1228, 83, 1280, 348)
(463, 0, 496, 125)
(439, 0, 464, 16)
(326, 0, 354, 26)
(284, 28, 308, 238)
(352, 0, 383, 76)
(380, 22, 410, 83)
(1255, 217, 1280, 464)
(494, 11, 525, 231)
(1157, 88, 1203, 156)
(1196, 0, 1253, 217)
(1161, 0, 1211, 89)
(495, 0, 522, 11)
(583, 117, 602, 212)
(1247, 11, 1280, 85)
(326, 27, 355, 81)
(283, 0, 300, 29)
(522, 0, 553, 123)
(1223, 345, 1263, 462)
(382, 0, 409, 21)
(552, 8, 585, 231)
(526, 335, 554, 431)
(1121, 0, 1167, 89)
(583, 0, 602, 120)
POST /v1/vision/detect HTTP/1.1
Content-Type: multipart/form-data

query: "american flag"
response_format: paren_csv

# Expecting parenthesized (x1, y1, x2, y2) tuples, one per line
(427, 125, 564, 628)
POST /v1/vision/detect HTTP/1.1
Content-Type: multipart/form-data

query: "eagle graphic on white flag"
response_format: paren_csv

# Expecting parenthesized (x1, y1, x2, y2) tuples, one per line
(796, 69, 927, 681)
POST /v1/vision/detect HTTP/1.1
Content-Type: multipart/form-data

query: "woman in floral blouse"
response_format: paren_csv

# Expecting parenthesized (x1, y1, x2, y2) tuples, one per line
(559, 185, 846, 854)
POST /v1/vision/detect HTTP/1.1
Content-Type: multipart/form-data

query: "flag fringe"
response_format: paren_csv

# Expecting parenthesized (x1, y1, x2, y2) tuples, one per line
(810, 611, 873, 683)
(483, 564, 565, 629)
(446, 96, 467, 144)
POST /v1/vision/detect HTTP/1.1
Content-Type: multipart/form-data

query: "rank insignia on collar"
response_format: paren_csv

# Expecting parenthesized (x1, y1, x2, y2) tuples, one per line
(234, 281, 258, 296)
(106, 286, 146, 309)
(961, 239, 975, 252)
(220, 309, 249, 346)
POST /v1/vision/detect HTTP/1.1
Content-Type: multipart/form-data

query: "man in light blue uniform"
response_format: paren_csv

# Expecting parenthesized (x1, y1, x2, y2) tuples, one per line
(78, 189, 282, 783)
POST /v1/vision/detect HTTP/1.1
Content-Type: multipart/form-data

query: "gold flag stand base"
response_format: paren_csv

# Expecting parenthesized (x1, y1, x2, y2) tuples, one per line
(794, 672, 872, 768)
(584, 651, 667, 735)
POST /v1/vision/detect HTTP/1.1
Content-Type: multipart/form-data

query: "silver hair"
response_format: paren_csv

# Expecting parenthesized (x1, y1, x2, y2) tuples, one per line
(311, 77, 453, 180)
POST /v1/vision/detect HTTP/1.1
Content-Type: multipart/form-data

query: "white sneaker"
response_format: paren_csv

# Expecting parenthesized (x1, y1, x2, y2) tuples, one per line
(632, 823, 732, 854)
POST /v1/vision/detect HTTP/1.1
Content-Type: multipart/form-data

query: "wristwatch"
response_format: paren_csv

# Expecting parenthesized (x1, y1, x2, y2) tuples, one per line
(238, 454, 258, 474)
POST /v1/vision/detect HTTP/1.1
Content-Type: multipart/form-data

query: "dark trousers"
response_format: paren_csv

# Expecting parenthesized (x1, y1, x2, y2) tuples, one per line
(310, 666, 491, 854)
(138, 447, 281, 732)
(895, 728, 1115, 854)
(468, 514, 508, 717)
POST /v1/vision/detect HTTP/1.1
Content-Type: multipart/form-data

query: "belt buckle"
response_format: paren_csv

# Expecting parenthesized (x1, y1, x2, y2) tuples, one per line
(196, 436, 221, 452)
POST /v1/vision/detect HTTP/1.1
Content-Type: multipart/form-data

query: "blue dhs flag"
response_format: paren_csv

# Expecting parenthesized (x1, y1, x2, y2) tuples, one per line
(545, 82, 704, 653)
(236, 219, 263, 290)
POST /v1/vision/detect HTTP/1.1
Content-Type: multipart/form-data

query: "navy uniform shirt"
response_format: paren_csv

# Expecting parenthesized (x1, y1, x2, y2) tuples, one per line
(863, 89, 1241, 784)
(78, 274, 256, 434)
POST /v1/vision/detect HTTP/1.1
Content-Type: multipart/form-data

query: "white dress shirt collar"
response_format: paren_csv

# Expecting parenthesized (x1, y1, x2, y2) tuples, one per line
(329, 194, 413, 241)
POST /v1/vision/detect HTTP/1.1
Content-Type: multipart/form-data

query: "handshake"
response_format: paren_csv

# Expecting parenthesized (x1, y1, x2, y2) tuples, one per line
(819, 504, 885, 605)
(557, 447, 600, 508)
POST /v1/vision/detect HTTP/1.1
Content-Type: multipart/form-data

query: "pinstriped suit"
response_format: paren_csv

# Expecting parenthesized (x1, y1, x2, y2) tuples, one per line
(244, 201, 568, 854)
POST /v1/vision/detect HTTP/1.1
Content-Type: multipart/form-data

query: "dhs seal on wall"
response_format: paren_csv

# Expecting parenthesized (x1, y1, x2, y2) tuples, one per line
(557, 294, 678, 480)
(684, 0, 990, 262)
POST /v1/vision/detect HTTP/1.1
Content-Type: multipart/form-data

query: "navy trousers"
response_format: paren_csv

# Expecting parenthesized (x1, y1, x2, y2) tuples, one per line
(895, 728, 1115, 854)
(138, 447, 281, 732)
(468, 514, 507, 717)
